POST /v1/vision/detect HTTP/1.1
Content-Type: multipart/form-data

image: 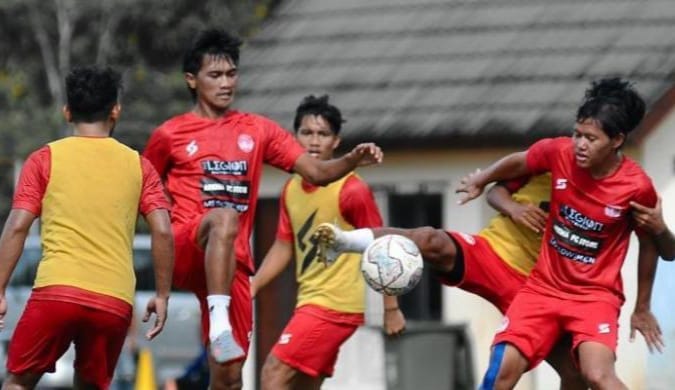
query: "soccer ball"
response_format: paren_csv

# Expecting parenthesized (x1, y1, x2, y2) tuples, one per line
(361, 234, 424, 296)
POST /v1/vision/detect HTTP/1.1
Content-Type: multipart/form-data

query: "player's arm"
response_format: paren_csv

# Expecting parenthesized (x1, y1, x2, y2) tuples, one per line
(456, 137, 561, 205)
(486, 181, 547, 233)
(456, 152, 530, 204)
(0, 209, 37, 326)
(139, 157, 174, 340)
(630, 196, 675, 261)
(143, 209, 173, 340)
(0, 148, 48, 327)
(250, 239, 293, 298)
(630, 233, 664, 353)
(293, 143, 383, 186)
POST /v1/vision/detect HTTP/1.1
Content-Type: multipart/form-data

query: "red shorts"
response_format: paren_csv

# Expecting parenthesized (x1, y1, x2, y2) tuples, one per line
(441, 232, 527, 313)
(271, 305, 361, 377)
(173, 218, 252, 357)
(494, 287, 619, 369)
(7, 298, 130, 388)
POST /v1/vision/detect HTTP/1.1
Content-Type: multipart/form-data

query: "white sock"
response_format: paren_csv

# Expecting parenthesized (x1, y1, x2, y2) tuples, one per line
(207, 295, 232, 342)
(340, 228, 375, 252)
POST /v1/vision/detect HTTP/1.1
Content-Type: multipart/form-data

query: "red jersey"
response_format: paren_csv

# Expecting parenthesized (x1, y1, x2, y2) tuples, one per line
(143, 111, 305, 272)
(525, 137, 657, 307)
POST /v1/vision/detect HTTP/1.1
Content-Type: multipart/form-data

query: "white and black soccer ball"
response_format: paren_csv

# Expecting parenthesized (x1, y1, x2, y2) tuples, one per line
(361, 234, 424, 296)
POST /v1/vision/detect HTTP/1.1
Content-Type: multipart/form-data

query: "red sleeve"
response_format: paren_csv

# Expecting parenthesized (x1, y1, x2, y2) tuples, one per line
(496, 176, 532, 193)
(142, 126, 172, 179)
(13, 146, 50, 215)
(525, 137, 563, 174)
(261, 117, 305, 172)
(339, 175, 383, 228)
(139, 156, 171, 216)
(275, 181, 293, 242)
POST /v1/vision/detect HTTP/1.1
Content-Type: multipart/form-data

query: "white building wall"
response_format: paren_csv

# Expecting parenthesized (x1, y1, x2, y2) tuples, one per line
(255, 147, 647, 389)
(640, 106, 675, 390)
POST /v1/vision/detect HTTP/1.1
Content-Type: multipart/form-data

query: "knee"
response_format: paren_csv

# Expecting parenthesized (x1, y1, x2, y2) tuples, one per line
(581, 366, 613, 389)
(208, 209, 239, 241)
(212, 375, 243, 390)
(409, 227, 453, 266)
(557, 366, 586, 390)
(260, 356, 286, 389)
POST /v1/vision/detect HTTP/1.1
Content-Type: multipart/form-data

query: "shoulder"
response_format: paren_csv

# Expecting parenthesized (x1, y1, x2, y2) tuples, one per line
(152, 113, 194, 136)
(341, 173, 373, 195)
(621, 157, 655, 191)
(234, 111, 286, 132)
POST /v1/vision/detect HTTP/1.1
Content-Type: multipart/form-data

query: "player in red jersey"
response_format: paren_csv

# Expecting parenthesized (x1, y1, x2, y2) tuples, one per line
(0, 66, 173, 389)
(251, 95, 405, 389)
(143, 30, 383, 389)
(457, 78, 663, 389)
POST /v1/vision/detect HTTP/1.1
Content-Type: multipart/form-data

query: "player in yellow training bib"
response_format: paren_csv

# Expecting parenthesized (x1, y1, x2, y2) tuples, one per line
(251, 95, 405, 389)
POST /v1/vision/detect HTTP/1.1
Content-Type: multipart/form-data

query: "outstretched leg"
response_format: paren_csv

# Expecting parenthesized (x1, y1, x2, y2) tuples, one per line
(313, 224, 459, 273)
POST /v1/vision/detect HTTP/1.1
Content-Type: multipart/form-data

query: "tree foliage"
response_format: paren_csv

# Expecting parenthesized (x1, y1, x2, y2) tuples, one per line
(0, 0, 278, 221)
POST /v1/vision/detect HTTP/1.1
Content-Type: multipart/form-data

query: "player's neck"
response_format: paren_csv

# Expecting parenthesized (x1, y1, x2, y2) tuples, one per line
(71, 122, 111, 138)
(588, 151, 623, 179)
(192, 102, 230, 119)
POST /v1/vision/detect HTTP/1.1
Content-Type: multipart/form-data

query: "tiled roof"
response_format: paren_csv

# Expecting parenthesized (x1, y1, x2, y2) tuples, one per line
(235, 0, 675, 147)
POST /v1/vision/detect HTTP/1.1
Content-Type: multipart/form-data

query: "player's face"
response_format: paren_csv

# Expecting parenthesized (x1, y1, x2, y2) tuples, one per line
(186, 55, 238, 111)
(572, 119, 624, 170)
(296, 115, 340, 161)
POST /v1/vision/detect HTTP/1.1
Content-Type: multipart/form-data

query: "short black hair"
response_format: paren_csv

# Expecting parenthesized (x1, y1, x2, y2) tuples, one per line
(293, 94, 345, 134)
(576, 77, 646, 139)
(65, 66, 121, 123)
(183, 29, 242, 75)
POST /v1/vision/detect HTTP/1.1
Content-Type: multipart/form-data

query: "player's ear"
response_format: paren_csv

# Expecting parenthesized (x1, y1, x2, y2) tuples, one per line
(185, 73, 197, 90)
(332, 136, 341, 151)
(611, 133, 625, 150)
(110, 103, 122, 121)
(62, 105, 72, 122)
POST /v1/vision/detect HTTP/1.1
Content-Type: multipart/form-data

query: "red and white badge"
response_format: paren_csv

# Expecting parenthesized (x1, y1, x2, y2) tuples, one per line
(237, 134, 254, 153)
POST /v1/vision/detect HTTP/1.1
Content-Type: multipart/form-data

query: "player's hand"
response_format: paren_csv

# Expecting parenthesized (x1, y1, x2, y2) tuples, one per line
(383, 307, 406, 337)
(0, 295, 7, 330)
(143, 295, 169, 340)
(346, 143, 383, 167)
(508, 203, 548, 233)
(455, 169, 484, 205)
(630, 196, 667, 235)
(630, 308, 664, 353)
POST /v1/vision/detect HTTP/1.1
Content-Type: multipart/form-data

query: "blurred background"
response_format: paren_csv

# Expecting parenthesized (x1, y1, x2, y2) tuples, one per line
(2, 0, 675, 389)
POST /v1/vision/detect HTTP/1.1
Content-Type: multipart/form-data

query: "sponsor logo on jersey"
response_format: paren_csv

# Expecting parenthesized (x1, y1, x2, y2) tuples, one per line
(202, 199, 249, 212)
(279, 333, 292, 344)
(555, 178, 567, 190)
(559, 205, 604, 232)
(552, 222, 601, 253)
(186, 140, 198, 156)
(549, 237, 596, 264)
(458, 232, 476, 245)
(604, 206, 622, 218)
(202, 160, 248, 176)
(238, 134, 255, 153)
(598, 323, 611, 334)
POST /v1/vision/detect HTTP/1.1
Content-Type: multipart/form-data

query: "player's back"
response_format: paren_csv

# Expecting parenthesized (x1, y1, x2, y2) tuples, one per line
(479, 173, 551, 276)
(36, 136, 142, 304)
